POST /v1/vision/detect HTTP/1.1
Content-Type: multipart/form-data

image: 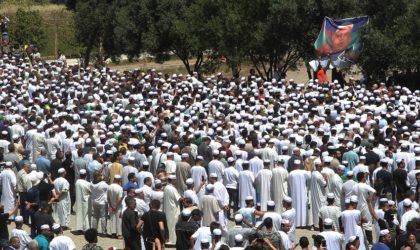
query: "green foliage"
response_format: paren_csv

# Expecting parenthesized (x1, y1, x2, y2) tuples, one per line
(9, 8, 47, 49)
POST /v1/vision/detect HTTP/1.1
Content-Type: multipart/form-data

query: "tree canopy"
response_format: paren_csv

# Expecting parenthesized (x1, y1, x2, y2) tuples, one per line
(67, 0, 420, 85)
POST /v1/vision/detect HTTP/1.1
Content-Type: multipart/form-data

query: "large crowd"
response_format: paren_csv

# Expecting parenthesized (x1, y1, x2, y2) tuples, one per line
(0, 48, 418, 250)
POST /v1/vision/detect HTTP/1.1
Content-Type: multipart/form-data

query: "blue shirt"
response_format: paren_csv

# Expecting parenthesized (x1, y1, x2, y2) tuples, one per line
(34, 234, 49, 250)
(35, 156, 51, 174)
(371, 242, 390, 250)
(123, 181, 139, 191)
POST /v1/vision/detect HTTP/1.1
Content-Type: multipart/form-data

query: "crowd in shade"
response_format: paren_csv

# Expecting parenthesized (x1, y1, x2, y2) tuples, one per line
(0, 51, 419, 250)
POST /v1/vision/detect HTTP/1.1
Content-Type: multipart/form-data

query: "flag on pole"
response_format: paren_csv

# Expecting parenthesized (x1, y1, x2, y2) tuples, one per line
(314, 16, 369, 68)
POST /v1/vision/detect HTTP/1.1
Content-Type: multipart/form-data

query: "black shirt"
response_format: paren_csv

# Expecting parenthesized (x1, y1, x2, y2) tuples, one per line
(365, 151, 380, 166)
(34, 211, 54, 234)
(393, 168, 409, 194)
(37, 181, 54, 203)
(375, 169, 393, 194)
(140, 210, 167, 242)
(122, 208, 140, 239)
(175, 221, 199, 250)
(0, 213, 9, 239)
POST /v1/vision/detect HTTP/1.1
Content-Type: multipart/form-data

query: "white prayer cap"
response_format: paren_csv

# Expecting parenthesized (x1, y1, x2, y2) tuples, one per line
(167, 152, 174, 156)
(324, 218, 333, 226)
(414, 147, 420, 153)
(57, 168, 65, 174)
(213, 228, 222, 236)
(283, 196, 292, 203)
(114, 175, 121, 179)
(213, 149, 220, 155)
(360, 156, 366, 160)
(40, 224, 50, 230)
(346, 142, 353, 148)
(347, 171, 354, 176)
(380, 229, 390, 236)
(181, 153, 189, 158)
(379, 198, 388, 203)
(106, 150, 113, 155)
(209, 173, 218, 178)
(338, 165, 345, 170)
(5, 161, 12, 167)
(245, 196, 254, 201)
(128, 156, 135, 161)
(293, 159, 301, 165)
(314, 159, 322, 165)
(234, 214, 243, 222)
(154, 179, 162, 185)
(323, 156, 332, 163)
(348, 236, 359, 242)
(30, 164, 37, 170)
(281, 219, 290, 225)
(196, 156, 204, 160)
(14, 216, 23, 222)
(344, 198, 350, 204)
(206, 184, 214, 191)
(282, 145, 288, 150)
(168, 175, 176, 180)
(267, 200, 275, 207)
(234, 234, 244, 242)
(186, 178, 194, 185)
(403, 198, 412, 207)
(79, 169, 86, 175)
(293, 147, 300, 152)
(388, 200, 395, 206)
(326, 193, 335, 199)
(52, 223, 61, 230)
(380, 158, 388, 164)
(350, 195, 358, 203)
(182, 209, 191, 217)
(227, 157, 235, 163)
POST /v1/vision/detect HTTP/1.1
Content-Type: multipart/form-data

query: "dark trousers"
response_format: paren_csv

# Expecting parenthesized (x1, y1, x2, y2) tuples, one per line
(19, 192, 28, 224)
(227, 188, 239, 218)
(124, 236, 142, 250)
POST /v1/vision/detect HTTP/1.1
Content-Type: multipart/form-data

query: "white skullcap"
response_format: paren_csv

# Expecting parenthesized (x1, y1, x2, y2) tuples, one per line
(182, 209, 191, 217)
(213, 228, 222, 236)
(209, 173, 218, 178)
(380, 229, 390, 236)
(167, 152, 174, 156)
(181, 153, 189, 158)
(114, 174, 121, 179)
(154, 179, 162, 185)
(40, 224, 50, 230)
(327, 193, 335, 199)
(234, 214, 243, 222)
(206, 184, 214, 191)
(324, 218, 333, 226)
(293, 159, 301, 165)
(5, 161, 12, 167)
(388, 200, 395, 206)
(57, 168, 65, 174)
(128, 156, 135, 161)
(347, 171, 354, 176)
(350, 195, 358, 203)
(52, 223, 61, 230)
(79, 169, 87, 175)
(379, 198, 388, 203)
(267, 200, 275, 207)
(14, 216, 23, 222)
(234, 234, 244, 242)
(186, 178, 194, 185)
(281, 219, 290, 224)
(403, 198, 412, 207)
(168, 175, 176, 180)
(213, 149, 219, 155)
(245, 196, 254, 201)
(283, 196, 292, 203)
(30, 164, 37, 170)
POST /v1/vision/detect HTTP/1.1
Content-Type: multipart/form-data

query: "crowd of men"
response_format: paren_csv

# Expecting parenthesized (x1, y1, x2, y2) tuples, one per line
(0, 50, 418, 250)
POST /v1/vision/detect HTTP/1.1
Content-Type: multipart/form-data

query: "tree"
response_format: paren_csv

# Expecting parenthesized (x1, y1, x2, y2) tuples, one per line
(9, 8, 47, 50)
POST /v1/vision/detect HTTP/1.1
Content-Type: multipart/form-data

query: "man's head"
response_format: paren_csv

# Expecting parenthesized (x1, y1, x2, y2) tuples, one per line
(379, 229, 392, 244)
(150, 199, 161, 210)
(14, 216, 24, 229)
(84, 228, 99, 244)
(144, 177, 152, 187)
(9, 236, 20, 249)
(263, 217, 273, 229)
(52, 223, 62, 235)
(125, 197, 136, 210)
(40, 224, 51, 236)
(281, 219, 291, 233)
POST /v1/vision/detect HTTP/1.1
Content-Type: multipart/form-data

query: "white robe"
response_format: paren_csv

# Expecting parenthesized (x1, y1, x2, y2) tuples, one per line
(75, 179, 91, 231)
(191, 165, 207, 203)
(213, 181, 230, 233)
(11, 228, 32, 250)
(288, 169, 310, 227)
(107, 183, 123, 235)
(331, 174, 343, 207)
(311, 170, 327, 228)
(319, 230, 344, 250)
(208, 160, 225, 183)
(341, 209, 361, 242)
(282, 208, 296, 242)
(238, 170, 255, 208)
(271, 166, 288, 213)
(163, 183, 181, 243)
(255, 168, 272, 211)
(249, 157, 264, 176)
(53, 177, 71, 226)
(352, 182, 376, 231)
(0, 168, 16, 217)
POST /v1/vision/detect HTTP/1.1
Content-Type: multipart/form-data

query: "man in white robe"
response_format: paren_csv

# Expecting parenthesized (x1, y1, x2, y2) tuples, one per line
(53, 168, 71, 228)
(107, 174, 123, 238)
(330, 166, 344, 207)
(0, 162, 17, 219)
(190, 156, 207, 203)
(319, 218, 344, 250)
(255, 160, 272, 210)
(311, 159, 327, 229)
(11, 216, 32, 250)
(260, 141, 278, 169)
(249, 152, 264, 176)
(282, 196, 297, 243)
(238, 161, 256, 208)
(121, 157, 138, 187)
(208, 150, 225, 183)
(271, 160, 289, 214)
(75, 169, 91, 233)
(163, 175, 182, 244)
(287, 160, 310, 228)
(209, 173, 229, 234)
